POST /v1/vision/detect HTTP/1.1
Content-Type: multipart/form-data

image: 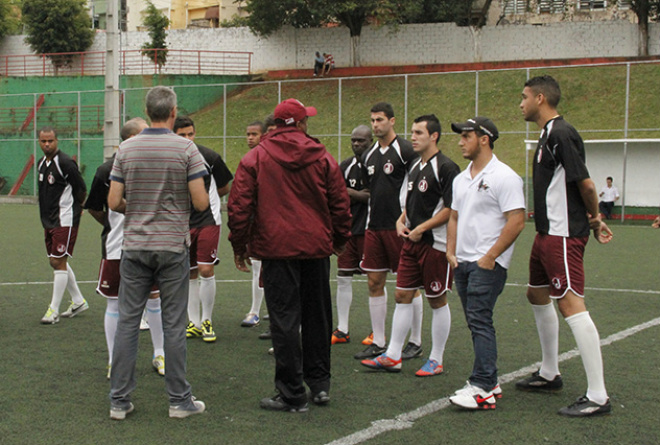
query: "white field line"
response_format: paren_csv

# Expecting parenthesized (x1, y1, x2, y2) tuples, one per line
(325, 316, 660, 445)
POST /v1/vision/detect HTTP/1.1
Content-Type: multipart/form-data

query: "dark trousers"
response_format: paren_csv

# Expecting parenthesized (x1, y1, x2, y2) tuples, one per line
(262, 257, 332, 405)
(599, 201, 614, 219)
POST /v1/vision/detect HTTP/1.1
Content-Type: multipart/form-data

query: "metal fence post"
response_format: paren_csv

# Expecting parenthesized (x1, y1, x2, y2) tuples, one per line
(404, 74, 409, 139)
(338, 78, 342, 162)
(33, 93, 38, 196)
(621, 62, 631, 222)
(475, 71, 479, 116)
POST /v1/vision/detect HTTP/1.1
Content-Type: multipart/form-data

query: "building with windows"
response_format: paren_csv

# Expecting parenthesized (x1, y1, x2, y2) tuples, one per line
(119, 0, 248, 31)
(491, 0, 636, 25)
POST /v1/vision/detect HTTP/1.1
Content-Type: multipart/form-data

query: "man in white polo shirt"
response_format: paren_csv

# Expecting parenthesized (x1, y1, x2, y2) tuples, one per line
(445, 117, 525, 410)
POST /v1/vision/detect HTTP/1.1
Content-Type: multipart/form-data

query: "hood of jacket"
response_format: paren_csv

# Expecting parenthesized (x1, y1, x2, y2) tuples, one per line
(261, 126, 326, 171)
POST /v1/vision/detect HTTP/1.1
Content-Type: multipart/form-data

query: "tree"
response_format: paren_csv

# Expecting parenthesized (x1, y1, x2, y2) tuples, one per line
(141, 1, 169, 70)
(631, 0, 659, 56)
(0, 0, 22, 38)
(21, 0, 94, 71)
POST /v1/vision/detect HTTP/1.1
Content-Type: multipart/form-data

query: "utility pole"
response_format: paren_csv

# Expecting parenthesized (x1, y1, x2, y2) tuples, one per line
(104, 0, 121, 161)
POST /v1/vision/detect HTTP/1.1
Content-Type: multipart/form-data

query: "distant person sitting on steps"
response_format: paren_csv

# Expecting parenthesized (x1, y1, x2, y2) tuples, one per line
(598, 176, 619, 220)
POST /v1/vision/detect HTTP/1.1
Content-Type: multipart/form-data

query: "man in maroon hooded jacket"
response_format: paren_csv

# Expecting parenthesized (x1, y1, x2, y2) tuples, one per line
(228, 98, 351, 412)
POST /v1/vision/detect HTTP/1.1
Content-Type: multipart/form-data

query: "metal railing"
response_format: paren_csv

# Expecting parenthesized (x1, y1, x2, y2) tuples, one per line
(0, 49, 253, 77)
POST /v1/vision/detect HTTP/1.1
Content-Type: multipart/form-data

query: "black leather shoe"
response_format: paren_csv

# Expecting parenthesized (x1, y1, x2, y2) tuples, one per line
(259, 394, 308, 413)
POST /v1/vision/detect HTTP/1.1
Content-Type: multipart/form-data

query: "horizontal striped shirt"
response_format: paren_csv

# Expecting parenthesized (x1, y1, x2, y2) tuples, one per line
(110, 128, 207, 253)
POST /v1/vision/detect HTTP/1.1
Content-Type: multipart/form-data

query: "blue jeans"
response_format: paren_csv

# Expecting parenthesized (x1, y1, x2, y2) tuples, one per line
(453, 261, 508, 391)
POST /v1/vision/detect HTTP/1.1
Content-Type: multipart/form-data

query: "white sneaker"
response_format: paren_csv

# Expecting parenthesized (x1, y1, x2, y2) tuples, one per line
(169, 398, 206, 418)
(449, 381, 496, 410)
(152, 355, 165, 376)
(140, 318, 150, 331)
(40, 307, 60, 324)
(61, 299, 89, 318)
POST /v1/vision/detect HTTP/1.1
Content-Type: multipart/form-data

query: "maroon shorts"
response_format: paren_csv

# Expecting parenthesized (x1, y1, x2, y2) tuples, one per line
(528, 233, 588, 298)
(44, 226, 78, 258)
(360, 229, 403, 273)
(337, 235, 365, 274)
(396, 241, 452, 297)
(96, 259, 158, 298)
(189, 225, 220, 269)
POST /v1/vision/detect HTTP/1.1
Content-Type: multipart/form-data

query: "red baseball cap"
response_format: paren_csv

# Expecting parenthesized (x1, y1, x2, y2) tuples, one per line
(274, 98, 317, 125)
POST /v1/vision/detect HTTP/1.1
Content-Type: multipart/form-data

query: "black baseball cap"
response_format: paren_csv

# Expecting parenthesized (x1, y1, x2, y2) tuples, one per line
(451, 117, 499, 142)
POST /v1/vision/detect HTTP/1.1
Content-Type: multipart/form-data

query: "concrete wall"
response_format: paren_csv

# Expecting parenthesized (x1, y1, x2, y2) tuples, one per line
(1, 21, 659, 73)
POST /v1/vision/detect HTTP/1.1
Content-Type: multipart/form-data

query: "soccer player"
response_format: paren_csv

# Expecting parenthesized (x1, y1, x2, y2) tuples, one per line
(36, 126, 89, 324)
(85, 117, 166, 378)
(446, 117, 525, 410)
(228, 98, 351, 412)
(516, 75, 613, 417)
(331, 125, 372, 345)
(355, 102, 422, 361)
(174, 116, 233, 343)
(241, 120, 266, 328)
(361, 115, 460, 375)
(108, 86, 208, 420)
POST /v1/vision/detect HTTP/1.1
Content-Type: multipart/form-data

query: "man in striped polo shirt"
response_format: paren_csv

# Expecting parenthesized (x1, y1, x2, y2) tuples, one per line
(107, 86, 209, 420)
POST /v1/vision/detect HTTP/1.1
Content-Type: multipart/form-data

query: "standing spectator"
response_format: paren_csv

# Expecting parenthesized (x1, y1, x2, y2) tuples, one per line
(174, 116, 233, 343)
(313, 52, 324, 77)
(517, 75, 613, 417)
(107, 86, 209, 420)
(37, 126, 88, 324)
(85, 117, 166, 378)
(361, 115, 460, 376)
(332, 125, 372, 345)
(228, 98, 351, 412)
(323, 53, 334, 76)
(598, 176, 620, 220)
(355, 102, 422, 361)
(446, 117, 525, 410)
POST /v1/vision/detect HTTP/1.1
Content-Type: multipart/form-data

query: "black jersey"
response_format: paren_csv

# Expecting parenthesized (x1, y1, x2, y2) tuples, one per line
(84, 155, 124, 260)
(189, 144, 233, 228)
(340, 155, 368, 236)
(362, 135, 417, 230)
(37, 150, 86, 229)
(405, 151, 460, 250)
(533, 117, 591, 238)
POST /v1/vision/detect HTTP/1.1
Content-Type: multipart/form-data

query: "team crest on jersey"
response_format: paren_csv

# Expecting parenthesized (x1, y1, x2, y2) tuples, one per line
(383, 161, 394, 175)
(430, 281, 441, 293)
(367, 165, 375, 176)
(101, 281, 110, 289)
(57, 244, 66, 253)
(418, 179, 428, 192)
(551, 277, 562, 290)
(48, 173, 55, 185)
(211, 249, 217, 260)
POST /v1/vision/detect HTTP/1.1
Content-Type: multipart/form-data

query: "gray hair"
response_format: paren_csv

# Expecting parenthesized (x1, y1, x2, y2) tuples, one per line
(145, 86, 177, 123)
(120, 117, 148, 141)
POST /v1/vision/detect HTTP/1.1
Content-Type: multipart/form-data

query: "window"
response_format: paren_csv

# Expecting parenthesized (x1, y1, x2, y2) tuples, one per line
(577, 0, 608, 10)
(501, 0, 527, 14)
(538, 0, 566, 13)
(617, 0, 632, 10)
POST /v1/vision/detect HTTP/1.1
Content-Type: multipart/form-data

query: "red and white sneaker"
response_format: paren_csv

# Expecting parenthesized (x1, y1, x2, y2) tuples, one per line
(449, 381, 496, 410)
(492, 383, 502, 399)
(415, 359, 444, 377)
(360, 353, 402, 372)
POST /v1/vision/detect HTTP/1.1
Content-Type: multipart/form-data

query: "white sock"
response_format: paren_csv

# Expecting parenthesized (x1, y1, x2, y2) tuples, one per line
(105, 299, 119, 364)
(408, 294, 423, 346)
(429, 304, 451, 364)
(566, 311, 608, 405)
(532, 302, 561, 380)
(66, 263, 85, 305)
(146, 298, 164, 357)
(50, 270, 68, 312)
(188, 278, 201, 327)
(369, 289, 387, 348)
(199, 275, 216, 322)
(386, 303, 412, 361)
(336, 276, 353, 333)
(250, 259, 263, 316)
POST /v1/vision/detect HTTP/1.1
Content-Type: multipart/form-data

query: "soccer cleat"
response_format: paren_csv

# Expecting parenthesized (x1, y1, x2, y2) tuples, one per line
(40, 307, 60, 324)
(354, 343, 387, 360)
(312, 391, 330, 406)
(361, 353, 402, 372)
(140, 317, 150, 331)
(491, 383, 503, 399)
(267, 347, 274, 355)
(60, 299, 89, 318)
(331, 329, 350, 345)
(558, 396, 612, 417)
(362, 332, 374, 345)
(401, 342, 423, 360)
(201, 320, 216, 342)
(241, 313, 260, 327)
(107, 364, 112, 380)
(259, 394, 309, 413)
(259, 329, 272, 340)
(415, 359, 443, 377)
(186, 321, 202, 338)
(449, 381, 496, 410)
(169, 397, 206, 418)
(515, 370, 563, 392)
(110, 402, 135, 420)
(152, 355, 165, 376)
